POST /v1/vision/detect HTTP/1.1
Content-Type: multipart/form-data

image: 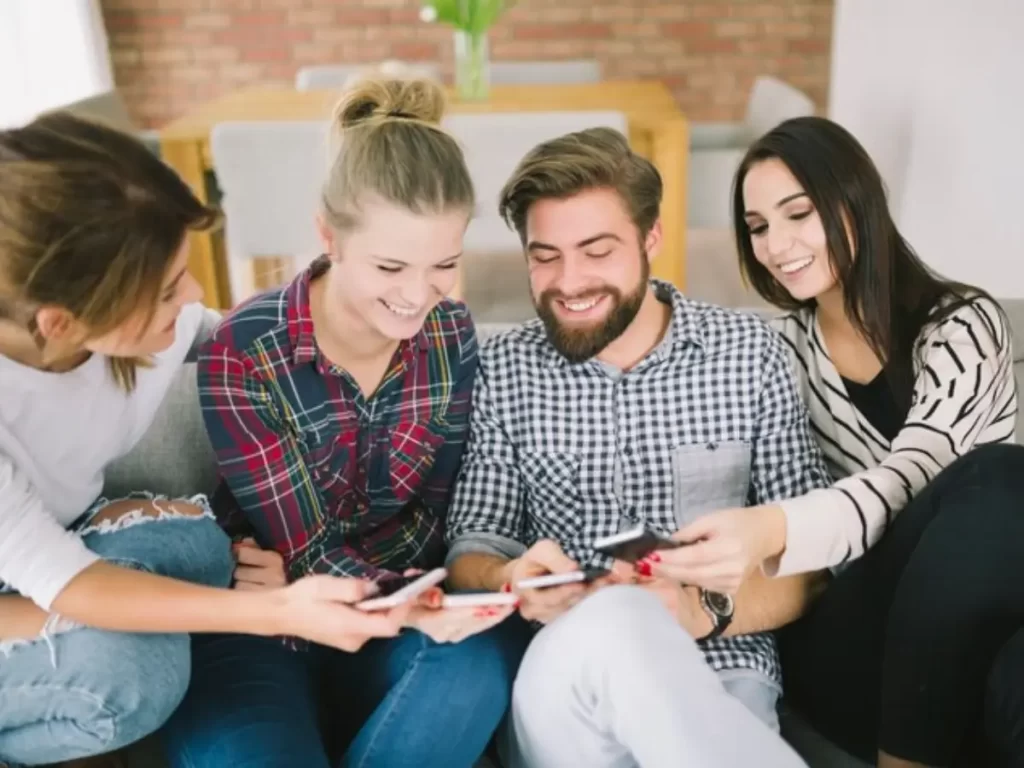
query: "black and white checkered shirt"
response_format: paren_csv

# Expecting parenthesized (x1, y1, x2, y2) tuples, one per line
(446, 281, 831, 684)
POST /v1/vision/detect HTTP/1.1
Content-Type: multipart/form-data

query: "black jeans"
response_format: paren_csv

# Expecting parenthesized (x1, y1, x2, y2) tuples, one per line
(779, 443, 1024, 767)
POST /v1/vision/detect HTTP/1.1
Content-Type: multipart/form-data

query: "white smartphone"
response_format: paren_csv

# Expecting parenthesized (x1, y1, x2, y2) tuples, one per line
(515, 567, 608, 591)
(356, 568, 448, 612)
(440, 592, 519, 609)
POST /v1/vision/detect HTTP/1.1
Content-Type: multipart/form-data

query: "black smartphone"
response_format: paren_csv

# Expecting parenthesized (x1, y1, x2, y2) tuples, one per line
(592, 526, 683, 563)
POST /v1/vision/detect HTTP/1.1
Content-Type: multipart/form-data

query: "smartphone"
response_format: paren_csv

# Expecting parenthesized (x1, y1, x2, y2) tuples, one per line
(441, 592, 520, 609)
(515, 567, 609, 591)
(592, 526, 682, 563)
(356, 568, 448, 612)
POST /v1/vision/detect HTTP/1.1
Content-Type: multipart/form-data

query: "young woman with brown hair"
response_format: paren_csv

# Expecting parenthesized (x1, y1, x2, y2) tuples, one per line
(0, 112, 409, 768)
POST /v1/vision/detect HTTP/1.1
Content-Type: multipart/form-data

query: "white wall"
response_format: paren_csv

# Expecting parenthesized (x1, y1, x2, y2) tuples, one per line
(830, 0, 1024, 297)
(0, 0, 114, 128)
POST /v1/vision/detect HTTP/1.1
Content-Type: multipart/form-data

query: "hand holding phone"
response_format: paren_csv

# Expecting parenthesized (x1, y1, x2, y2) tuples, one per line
(506, 540, 595, 624)
(356, 568, 448, 612)
(593, 526, 684, 564)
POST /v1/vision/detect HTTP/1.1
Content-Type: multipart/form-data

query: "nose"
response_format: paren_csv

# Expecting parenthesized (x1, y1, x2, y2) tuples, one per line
(765, 224, 794, 260)
(180, 270, 204, 306)
(398, 274, 433, 308)
(551, 253, 590, 296)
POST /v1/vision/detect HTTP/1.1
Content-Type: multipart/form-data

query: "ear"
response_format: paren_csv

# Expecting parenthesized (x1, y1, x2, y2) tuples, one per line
(33, 306, 78, 344)
(315, 214, 338, 261)
(643, 219, 663, 263)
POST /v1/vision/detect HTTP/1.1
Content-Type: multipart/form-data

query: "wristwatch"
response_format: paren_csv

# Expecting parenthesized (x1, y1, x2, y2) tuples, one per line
(698, 589, 734, 640)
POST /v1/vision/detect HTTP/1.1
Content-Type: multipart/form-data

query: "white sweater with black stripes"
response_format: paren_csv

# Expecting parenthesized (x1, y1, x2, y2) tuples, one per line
(770, 297, 1017, 576)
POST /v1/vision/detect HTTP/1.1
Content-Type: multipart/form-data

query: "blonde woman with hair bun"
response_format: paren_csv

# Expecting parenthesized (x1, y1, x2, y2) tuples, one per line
(163, 73, 527, 768)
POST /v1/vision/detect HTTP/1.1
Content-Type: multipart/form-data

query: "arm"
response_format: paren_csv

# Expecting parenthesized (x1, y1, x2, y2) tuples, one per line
(199, 338, 390, 582)
(444, 352, 528, 591)
(775, 298, 1015, 575)
(650, 329, 832, 602)
(0, 453, 283, 638)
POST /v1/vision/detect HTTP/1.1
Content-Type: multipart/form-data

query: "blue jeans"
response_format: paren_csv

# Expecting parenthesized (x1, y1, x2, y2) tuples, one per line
(0, 496, 234, 766)
(162, 616, 532, 768)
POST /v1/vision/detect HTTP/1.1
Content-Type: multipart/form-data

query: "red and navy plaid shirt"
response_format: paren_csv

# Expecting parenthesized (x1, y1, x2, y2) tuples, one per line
(198, 257, 478, 584)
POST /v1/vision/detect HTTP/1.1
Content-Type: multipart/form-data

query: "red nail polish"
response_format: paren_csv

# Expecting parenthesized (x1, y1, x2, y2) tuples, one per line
(500, 582, 511, 593)
(636, 561, 652, 577)
(647, 552, 662, 563)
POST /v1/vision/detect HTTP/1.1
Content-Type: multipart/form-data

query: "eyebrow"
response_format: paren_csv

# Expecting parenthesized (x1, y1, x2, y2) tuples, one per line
(744, 192, 809, 218)
(526, 232, 622, 252)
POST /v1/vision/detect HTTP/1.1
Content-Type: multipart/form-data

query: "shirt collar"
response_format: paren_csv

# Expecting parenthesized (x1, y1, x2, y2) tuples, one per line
(543, 279, 706, 369)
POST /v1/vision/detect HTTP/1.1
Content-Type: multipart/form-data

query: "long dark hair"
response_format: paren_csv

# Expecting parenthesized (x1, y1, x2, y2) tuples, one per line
(732, 115, 997, 411)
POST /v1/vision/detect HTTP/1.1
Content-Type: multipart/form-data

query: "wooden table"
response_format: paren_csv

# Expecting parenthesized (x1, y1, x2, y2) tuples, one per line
(160, 81, 689, 311)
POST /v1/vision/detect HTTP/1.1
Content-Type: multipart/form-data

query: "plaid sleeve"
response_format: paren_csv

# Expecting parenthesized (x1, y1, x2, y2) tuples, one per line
(419, 320, 478, 517)
(748, 331, 832, 505)
(198, 337, 386, 582)
(445, 345, 527, 555)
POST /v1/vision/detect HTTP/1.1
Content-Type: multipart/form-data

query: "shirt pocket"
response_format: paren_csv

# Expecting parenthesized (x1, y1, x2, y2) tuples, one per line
(519, 450, 582, 542)
(389, 420, 448, 505)
(304, 434, 354, 502)
(672, 440, 752, 526)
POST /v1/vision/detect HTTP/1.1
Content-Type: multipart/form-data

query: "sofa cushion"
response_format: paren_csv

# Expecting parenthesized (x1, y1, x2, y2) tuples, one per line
(103, 363, 218, 501)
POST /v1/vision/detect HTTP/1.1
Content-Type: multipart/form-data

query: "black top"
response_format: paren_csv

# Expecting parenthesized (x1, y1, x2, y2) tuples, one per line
(841, 371, 904, 442)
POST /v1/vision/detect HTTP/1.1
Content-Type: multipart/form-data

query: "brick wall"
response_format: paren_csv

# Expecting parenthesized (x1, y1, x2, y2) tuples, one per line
(102, 0, 833, 128)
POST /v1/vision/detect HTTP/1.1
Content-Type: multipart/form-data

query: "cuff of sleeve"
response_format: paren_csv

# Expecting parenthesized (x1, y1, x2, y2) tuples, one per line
(765, 492, 843, 578)
(445, 533, 527, 567)
(28, 543, 101, 611)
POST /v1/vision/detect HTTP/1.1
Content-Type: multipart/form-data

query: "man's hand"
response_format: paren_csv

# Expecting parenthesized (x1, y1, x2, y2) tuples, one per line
(637, 577, 713, 640)
(232, 537, 287, 591)
(637, 505, 787, 594)
(505, 540, 592, 624)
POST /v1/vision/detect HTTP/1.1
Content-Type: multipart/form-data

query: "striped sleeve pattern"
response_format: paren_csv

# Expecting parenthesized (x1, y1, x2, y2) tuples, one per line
(772, 297, 1017, 576)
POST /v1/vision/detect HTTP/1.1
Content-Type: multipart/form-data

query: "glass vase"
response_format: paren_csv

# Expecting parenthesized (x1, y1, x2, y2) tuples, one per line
(453, 29, 490, 102)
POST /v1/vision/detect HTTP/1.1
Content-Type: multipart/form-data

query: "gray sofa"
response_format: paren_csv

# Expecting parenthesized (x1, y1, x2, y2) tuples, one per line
(102, 303, 1024, 768)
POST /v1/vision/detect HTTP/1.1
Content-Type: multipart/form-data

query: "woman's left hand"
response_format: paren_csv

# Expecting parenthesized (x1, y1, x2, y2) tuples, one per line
(405, 590, 516, 644)
(232, 537, 288, 591)
(636, 505, 787, 594)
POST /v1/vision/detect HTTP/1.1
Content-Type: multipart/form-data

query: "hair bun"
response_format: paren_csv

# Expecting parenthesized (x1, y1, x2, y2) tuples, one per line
(333, 68, 446, 132)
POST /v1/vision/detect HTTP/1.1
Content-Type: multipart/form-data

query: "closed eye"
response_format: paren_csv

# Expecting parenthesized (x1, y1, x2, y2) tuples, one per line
(435, 262, 458, 270)
(586, 250, 612, 259)
(747, 222, 768, 236)
(377, 265, 402, 273)
(790, 210, 812, 221)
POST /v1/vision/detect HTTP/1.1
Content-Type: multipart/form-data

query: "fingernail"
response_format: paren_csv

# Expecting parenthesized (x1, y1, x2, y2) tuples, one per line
(636, 561, 652, 577)
(647, 552, 662, 563)
(500, 582, 511, 593)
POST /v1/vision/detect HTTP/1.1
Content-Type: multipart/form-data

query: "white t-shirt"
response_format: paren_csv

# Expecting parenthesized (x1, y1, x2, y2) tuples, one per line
(0, 302, 213, 609)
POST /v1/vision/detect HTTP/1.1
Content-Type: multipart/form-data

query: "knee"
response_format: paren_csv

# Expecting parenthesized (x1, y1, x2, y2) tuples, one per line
(59, 630, 191, 755)
(538, 585, 683, 657)
(514, 586, 695, 704)
(86, 509, 234, 590)
(957, 443, 1024, 493)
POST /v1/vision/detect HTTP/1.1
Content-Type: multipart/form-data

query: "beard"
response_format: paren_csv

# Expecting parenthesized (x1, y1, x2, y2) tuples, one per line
(534, 254, 650, 364)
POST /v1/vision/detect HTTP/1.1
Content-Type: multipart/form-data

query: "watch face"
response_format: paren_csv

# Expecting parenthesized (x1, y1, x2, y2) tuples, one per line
(705, 591, 734, 617)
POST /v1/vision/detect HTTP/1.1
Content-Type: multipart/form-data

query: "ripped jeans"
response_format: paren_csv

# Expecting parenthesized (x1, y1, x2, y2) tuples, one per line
(0, 493, 234, 766)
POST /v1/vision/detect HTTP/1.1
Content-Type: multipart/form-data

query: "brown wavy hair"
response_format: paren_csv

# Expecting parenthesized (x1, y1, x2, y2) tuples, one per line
(0, 111, 218, 390)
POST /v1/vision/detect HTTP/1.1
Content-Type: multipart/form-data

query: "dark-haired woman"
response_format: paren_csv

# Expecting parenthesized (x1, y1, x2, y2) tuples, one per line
(642, 116, 1024, 767)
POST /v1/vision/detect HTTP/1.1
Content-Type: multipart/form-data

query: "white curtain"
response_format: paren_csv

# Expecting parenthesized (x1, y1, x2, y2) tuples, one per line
(0, 0, 115, 128)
